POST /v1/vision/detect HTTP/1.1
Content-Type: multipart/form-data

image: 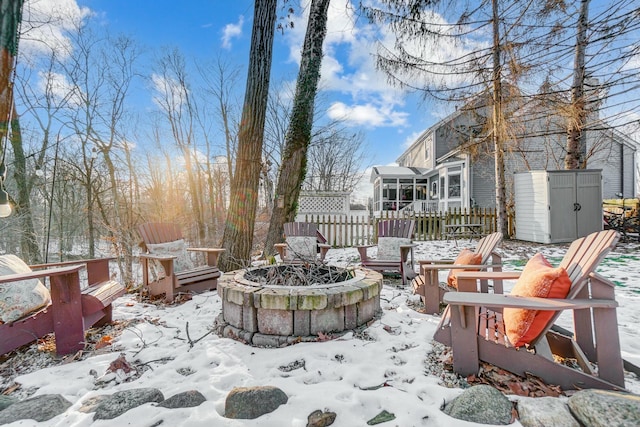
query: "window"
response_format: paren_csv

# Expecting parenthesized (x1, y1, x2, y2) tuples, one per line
(416, 179, 428, 200)
(448, 174, 461, 198)
(382, 178, 397, 210)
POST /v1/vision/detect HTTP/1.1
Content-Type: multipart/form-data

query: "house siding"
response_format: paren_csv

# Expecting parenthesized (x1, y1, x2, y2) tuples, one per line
(386, 91, 638, 216)
(587, 131, 636, 198)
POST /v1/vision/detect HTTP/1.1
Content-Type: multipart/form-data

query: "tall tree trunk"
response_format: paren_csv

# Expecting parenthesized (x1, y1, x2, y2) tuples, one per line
(492, 0, 508, 238)
(263, 0, 331, 257)
(0, 0, 23, 156)
(565, 0, 590, 169)
(219, 0, 278, 271)
(9, 104, 41, 263)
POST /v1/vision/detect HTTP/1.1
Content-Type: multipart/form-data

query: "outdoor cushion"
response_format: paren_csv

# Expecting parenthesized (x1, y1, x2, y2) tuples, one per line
(377, 237, 412, 260)
(503, 252, 572, 347)
(0, 255, 51, 323)
(447, 249, 483, 289)
(285, 236, 317, 261)
(146, 239, 195, 273)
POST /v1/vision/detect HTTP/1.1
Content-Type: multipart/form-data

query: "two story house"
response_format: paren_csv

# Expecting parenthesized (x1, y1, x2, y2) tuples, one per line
(370, 93, 638, 216)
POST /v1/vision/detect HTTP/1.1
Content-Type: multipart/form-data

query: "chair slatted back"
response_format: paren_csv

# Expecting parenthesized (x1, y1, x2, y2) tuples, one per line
(559, 229, 619, 297)
(528, 229, 620, 347)
(378, 219, 415, 239)
(474, 232, 502, 264)
(284, 222, 317, 237)
(138, 223, 183, 246)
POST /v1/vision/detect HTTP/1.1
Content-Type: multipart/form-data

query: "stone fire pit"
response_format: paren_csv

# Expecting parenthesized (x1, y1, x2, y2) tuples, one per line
(216, 264, 383, 347)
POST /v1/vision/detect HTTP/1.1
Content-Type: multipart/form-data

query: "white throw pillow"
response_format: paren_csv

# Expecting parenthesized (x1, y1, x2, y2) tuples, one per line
(285, 236, 317, 261)
(146, 239, 195, 273)
(377, 237, 412, 260)
(0, 255, 51, 323)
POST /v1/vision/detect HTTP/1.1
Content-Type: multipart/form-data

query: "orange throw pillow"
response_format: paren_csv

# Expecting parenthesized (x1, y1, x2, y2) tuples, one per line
(447, 249, 483, 289)
(503, 253, 572, 347)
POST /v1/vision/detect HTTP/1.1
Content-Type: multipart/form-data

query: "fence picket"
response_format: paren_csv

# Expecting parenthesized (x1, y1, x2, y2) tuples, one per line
(298, 208, 503, 247)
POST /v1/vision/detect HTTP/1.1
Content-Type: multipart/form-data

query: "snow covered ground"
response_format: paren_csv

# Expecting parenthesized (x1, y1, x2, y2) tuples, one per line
(3, 237, 640, 426)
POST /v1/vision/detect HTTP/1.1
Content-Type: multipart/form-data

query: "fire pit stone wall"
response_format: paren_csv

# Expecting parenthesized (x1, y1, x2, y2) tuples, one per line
(216, 266, 383, 347)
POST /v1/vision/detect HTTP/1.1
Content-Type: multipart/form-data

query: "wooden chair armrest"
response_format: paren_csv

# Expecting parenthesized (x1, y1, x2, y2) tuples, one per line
(30, 257, 115, 269)
(356, 245, 374, 249)
(318, 243, 331, 249)
(418, 259, 455, 265)
(186, 247, 225, 254)
(454, 271, 522, 281)
(30, 257, 114, 285)
(443, 292, 618, 311)
(186, 248, 225, 267)
(0, 264, 84, 284)
(420, 263, 502, 272)
(139, 253, 176, 261)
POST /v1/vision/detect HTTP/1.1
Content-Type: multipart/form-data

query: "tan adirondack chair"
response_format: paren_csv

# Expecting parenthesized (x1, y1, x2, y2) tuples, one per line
(274, 222, 331, 263)
(413, 232, 503, 314)
(357, 219, 416, 285)
(138, 223, 224, 302)
(434, 230, 625, 391)
(0, 257, 124, 356)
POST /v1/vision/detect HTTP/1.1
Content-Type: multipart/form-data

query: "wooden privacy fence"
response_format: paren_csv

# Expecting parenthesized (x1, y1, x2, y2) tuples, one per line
(300, 208, 511, 247)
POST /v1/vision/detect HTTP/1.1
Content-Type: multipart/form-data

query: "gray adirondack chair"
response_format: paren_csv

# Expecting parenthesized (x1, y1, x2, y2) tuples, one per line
(138, 222, 224, 302)
(433, 229, 625, 391)
(357, 219, 416, 285)
(414, 231, 503, 314)
(274, 222, 331, 263)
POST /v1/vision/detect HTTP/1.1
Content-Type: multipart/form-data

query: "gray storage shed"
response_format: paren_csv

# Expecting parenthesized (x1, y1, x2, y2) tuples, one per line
(514, 170, 603, 244)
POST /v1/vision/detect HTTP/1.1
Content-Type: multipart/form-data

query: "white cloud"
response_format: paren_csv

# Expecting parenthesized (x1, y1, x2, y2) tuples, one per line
(221, 15, 244, 50)
(402, 130, 424, 150)
(282, 0, 490, 135)
(150, 73, 188, 111)
(21, 0, 92, 61)
(37, 70, 84, 107)
(327, 101, 409, 128)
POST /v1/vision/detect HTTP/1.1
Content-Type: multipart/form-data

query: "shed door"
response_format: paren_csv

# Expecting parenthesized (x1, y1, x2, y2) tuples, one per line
(548, 173, 577, 242)
(576, 172, 603, 237)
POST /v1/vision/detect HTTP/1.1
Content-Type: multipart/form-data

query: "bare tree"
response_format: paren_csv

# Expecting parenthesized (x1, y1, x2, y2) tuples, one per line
(219, 0, 278, 271)
(0, 0, 22, 156)
(263, 0, 331, 257)
(304, 128, 367, 193)
(565, 0, 590, 169)
(197, 57, 242, 236)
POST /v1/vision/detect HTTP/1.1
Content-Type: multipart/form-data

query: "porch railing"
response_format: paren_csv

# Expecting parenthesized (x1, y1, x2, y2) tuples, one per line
(300, 208, 513, 247)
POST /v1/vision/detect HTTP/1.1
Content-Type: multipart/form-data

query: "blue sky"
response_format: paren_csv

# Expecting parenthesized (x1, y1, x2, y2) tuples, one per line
(65, 0, 438, 167)
(19, 0, 640, 201)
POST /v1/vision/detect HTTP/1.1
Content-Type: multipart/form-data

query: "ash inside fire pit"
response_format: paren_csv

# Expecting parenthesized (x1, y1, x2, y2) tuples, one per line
(243, 264, 353, 287)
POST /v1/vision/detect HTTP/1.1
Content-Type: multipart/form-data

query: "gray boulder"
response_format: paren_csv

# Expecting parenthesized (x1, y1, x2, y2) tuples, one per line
(0, 394, 71, 424)
(93, 388, 164, 420)
(443, 384, 513, 425)
(307, 409, 337, 427)
(517, 396, 579, 427)
(225, 386, 288, 419)
(158, 390, 207, 408)
(0, 395, 17, 411)
(568, 389, 640, 427)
